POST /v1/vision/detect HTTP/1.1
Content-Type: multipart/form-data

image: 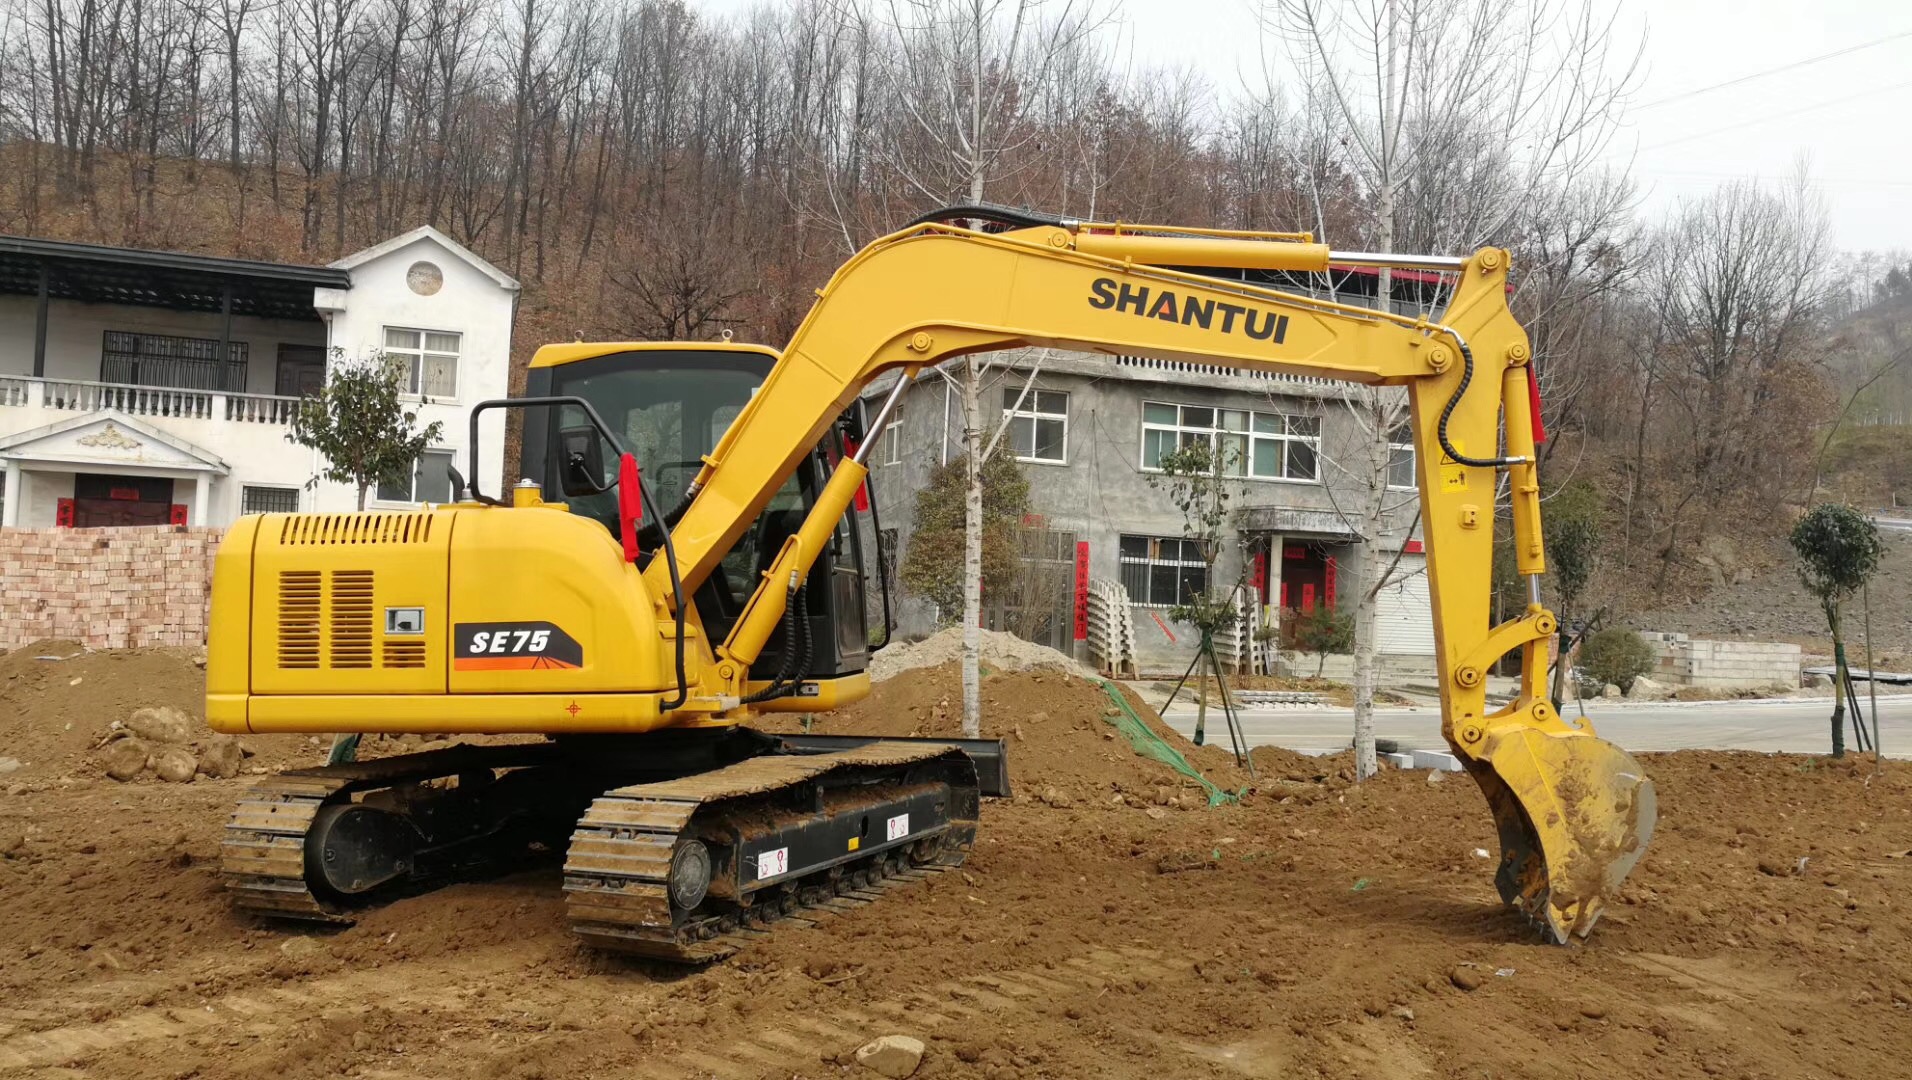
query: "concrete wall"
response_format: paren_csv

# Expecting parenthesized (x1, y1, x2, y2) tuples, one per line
(321, 232, 516, 507)
(863, 350, 1426, 675)
(1643, 632, 1802, 690)
(0, 526, 220, 650)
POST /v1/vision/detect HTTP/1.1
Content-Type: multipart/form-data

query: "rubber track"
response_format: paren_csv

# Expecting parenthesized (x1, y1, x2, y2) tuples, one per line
(563, 742, 973, 962)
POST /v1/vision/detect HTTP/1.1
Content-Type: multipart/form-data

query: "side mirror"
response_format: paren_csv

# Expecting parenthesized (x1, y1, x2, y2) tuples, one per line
(559, 424, 608, 497)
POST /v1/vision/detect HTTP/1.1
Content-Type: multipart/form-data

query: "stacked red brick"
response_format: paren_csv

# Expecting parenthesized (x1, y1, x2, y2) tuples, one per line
(0, 527, 224, 650)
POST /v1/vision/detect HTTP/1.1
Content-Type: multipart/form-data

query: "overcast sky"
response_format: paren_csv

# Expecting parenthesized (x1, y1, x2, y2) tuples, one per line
(700, 0, 1911, 253)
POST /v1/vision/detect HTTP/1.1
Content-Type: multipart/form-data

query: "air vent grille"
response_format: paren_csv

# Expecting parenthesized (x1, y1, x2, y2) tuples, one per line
(328, 570, 375, 668)
(382, 639, 427, 669)
(277, 571, 322, 669)
(279, 513, 433, 546)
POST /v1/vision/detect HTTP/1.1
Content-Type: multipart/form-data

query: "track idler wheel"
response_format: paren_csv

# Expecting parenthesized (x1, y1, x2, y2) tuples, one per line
(306, 803, 423, 897)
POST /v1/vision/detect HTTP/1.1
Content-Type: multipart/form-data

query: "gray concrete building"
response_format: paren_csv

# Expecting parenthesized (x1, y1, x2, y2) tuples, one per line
(863, 347, 1436, 676)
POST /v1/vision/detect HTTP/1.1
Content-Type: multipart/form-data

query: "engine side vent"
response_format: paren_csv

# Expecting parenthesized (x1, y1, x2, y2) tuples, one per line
(280, 513, 434, 546)
(277, 571, 322, 669)
(382, 639, 427, 669)
(329, 570, 375, 669)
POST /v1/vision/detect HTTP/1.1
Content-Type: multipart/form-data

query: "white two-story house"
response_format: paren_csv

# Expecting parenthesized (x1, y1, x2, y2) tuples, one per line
(0, 226, 519, 527)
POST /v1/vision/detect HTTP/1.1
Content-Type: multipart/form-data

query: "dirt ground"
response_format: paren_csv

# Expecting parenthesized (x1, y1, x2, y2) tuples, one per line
(3, 647, 1911, 1080)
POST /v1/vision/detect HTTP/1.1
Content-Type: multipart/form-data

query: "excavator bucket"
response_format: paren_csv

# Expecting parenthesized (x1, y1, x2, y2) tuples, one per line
(1466, 726, 1657, 942)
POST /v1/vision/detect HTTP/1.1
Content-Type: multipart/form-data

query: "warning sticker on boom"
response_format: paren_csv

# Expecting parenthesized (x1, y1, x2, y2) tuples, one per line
(453, 621, 583, 670)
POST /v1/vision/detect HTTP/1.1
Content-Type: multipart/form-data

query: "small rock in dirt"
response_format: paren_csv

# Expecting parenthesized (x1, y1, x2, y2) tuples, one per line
(1426, 770, 1444, 784)
(1039, 787, 1074, 809)
(196, 736, 245, 779)
(855, 1034, 925, 1078)
(0, 757, 22, 774)
(102, 738, 153, 781)
(152, 748, 198, 783)
(1144, 807, 1168, 820)
(126, 706, 194, 745)
(1579, 1003, 1608, 1020)
(1449, 967, 1483, 992)
(1756, 858, 1793, 877)
(1, 831, 26, 857)
(1389, 1006, 1415, 1022)
(1601, 683, 1621, 699)
(1552, 1013, 1578, 1031)
(279, 936, 328, 960)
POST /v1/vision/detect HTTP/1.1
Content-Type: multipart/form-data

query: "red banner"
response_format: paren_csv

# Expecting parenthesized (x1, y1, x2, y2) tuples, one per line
(1072, 541, 1090, 641)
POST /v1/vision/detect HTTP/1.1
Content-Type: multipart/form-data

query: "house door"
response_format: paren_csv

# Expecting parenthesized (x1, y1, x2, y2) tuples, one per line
(72, 474, 175, 527)
(276, 345, 327, 397)
(1278, 543, 1336, 613)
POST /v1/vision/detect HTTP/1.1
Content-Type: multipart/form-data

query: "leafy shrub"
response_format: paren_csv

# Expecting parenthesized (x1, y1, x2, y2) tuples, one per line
(1287, 605, 1354, 677)
(1579, 627, 1656, 692)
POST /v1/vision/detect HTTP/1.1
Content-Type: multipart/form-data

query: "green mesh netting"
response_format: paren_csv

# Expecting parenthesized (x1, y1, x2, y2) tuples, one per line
(1096, 679, 1241, 807)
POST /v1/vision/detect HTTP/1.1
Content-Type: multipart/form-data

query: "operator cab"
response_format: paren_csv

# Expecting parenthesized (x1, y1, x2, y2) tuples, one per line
(519, 343, 882, 686)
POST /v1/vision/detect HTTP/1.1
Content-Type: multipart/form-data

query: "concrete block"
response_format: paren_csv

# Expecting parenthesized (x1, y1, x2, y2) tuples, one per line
(1381, 752, 1417, 769)
(1410, 750, 1464, 772)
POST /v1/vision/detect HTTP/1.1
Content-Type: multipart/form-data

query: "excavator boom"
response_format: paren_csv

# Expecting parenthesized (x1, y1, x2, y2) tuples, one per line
(660, 206, 1655, 940)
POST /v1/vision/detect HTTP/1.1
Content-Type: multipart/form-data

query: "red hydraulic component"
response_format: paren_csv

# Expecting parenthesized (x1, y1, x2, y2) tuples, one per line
(617, 452, 642, 563)
(1526, 364, 1547, 444)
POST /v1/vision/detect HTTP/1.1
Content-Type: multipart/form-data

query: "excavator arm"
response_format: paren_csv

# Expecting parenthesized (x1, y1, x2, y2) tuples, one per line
(657, 207, 1655, 942)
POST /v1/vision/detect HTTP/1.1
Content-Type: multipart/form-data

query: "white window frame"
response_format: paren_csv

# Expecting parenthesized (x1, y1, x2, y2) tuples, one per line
(1386, 421, 1416, 490)
(374, 448, 458, 506)
(1001, 388, 1069, 465)
(1139, 400, 1319, 482)
(1117, 534, 1209, 608)
(382, 326, 461, 400)
(878, 400, 904, 466)
(241, 485, 301, 514)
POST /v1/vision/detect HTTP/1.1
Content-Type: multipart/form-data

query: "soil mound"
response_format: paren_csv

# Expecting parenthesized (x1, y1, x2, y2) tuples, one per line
(0, 640, 323, 778)
(770, 661, 1247, 804)
(868, 627, 1096, 683)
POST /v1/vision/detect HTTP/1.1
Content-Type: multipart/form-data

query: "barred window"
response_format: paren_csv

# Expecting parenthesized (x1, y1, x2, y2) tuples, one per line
(1140, 401, 1318, 481)
(241, 485, 300, 514)
(383, 327, 460, 398)
(101, 331, 248, 392)
(1117, 535, 1208, 607)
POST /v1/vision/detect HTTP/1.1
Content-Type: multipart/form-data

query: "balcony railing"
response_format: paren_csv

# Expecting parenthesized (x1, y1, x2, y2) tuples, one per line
(0, 375, 302, 425)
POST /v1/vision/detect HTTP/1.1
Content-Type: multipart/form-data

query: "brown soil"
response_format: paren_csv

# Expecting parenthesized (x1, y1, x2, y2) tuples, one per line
(2, 647, 1910, 1080)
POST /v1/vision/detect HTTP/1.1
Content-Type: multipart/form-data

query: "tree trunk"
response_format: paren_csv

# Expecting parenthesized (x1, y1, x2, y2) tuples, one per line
(1830, 608, 1848, 758)
(356, 481, 369, 511)
(1350, 537, 1379, 780)
(960, 355, 983, 739)
(1549, 623, 1570, 705)
(1194, 647, 1210, 747)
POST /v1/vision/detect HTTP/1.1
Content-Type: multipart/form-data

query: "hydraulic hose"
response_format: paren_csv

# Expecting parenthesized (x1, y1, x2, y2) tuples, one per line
(906, 203, 1070, 231)
(741, 580, 803, 704)
(634, 471, 689, 712)
(1434, 330, 1523, 470)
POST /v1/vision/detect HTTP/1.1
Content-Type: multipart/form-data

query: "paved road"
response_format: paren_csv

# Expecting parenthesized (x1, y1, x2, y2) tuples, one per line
(1160, 693, 1911, 757)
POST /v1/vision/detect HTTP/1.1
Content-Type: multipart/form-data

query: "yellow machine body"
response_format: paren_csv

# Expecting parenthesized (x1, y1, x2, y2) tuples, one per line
(206, 209, 1655, 943)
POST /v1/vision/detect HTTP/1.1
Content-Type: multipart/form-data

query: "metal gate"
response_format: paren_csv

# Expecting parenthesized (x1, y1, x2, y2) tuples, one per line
(987, 527, 1077, 652)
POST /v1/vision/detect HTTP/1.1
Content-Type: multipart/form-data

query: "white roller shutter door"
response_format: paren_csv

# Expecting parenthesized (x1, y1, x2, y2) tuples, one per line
(1374, 553, 1435, 656)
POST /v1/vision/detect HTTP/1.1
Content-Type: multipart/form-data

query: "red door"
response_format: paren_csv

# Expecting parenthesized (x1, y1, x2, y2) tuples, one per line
(71, 474, 175, 527)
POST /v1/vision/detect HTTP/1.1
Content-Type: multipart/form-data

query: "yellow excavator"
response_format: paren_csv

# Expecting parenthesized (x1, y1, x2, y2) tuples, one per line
(207, 205, 1655, 958)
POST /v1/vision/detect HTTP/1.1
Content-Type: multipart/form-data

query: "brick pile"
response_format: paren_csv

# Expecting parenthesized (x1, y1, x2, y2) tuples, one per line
(0, 526, 223, 650)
